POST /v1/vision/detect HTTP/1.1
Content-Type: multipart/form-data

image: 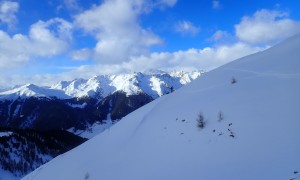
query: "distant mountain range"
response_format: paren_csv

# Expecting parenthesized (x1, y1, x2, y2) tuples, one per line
(0, 71, 202, 135)
(0, 71, 201, 100)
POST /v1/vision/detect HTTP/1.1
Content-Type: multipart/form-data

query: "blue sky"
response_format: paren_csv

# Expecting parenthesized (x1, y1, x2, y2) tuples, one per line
(0, 0, 299, 87)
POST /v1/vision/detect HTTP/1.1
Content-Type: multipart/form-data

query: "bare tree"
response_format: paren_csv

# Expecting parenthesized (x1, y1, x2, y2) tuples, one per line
(218, 111, 224, 122)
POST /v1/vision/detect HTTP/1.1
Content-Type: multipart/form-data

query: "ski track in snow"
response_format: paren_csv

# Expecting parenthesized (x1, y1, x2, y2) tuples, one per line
(129, 98, 166, 139)
(129, 91, 185, 143)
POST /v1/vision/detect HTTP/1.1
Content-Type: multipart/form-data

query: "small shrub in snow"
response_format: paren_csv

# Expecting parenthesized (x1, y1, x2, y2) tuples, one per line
(85, 172, 90, 180)
(197, 113, 205, 129)
(231, 77, 237, 84)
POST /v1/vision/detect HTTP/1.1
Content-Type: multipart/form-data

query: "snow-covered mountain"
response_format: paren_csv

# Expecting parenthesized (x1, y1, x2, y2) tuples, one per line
(23, 35, 300, 180)
(0, 71, 201, 135)
(0, 71, 202, 100)
(51, 71, 201, 99)
(0, 84, 70, 100)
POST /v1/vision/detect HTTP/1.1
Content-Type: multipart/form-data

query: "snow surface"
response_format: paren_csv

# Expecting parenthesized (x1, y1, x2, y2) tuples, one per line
(68, 119, 114, 139)
(23, 35, 300, 180)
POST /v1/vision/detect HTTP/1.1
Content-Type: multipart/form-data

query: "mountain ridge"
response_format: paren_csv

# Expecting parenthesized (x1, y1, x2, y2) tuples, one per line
(0, 71, 202, 100)
(0, 70, 202, 135)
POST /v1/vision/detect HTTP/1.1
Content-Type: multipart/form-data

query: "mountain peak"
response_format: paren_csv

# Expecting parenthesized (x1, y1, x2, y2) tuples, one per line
(50, 70, 203, 99)
(0, 83, 70, 100)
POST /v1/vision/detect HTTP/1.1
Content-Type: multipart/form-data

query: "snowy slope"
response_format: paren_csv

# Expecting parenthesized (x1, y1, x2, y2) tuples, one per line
(23, 35, 300, 180)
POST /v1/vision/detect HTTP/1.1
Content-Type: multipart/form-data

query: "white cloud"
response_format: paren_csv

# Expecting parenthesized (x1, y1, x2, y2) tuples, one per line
(235, 9, 300, 45)
(212, 0, 221, 10)
(64, 0, 80, 11)
(0, 0, 19, 28)
(0, 18, 72, 68)
(210, 30, 231, 42)
(29, 18, 72, 55)
(0, 42, 263, 87)
(127, 42, 262, 71)
(70, 48, 92, 61)
(3, 7, 299, 88)
(74, 0, 164, 64)
(174, 20, 200, 36)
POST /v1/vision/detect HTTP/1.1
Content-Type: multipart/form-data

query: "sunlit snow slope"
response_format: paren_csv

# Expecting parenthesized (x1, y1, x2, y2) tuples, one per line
(23, 35, 300, 180)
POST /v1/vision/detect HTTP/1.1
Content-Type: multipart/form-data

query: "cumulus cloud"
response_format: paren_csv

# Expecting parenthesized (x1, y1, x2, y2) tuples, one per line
(3, 7, 299, 88)
(0, 18, 72, 68)
(127, 42, 262, 71)
(0, 41, 263, 87)
(235, 9, 300, 45)
(70, 48, 92, 61)
(28, 8, 277, 87)
(74, 0, 167, 64)
(174, 20, 200, 36)
(0, 0, 19, 28)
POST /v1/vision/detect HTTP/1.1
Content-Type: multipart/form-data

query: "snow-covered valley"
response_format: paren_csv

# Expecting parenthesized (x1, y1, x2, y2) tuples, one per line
(22, 35, 300, 180)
